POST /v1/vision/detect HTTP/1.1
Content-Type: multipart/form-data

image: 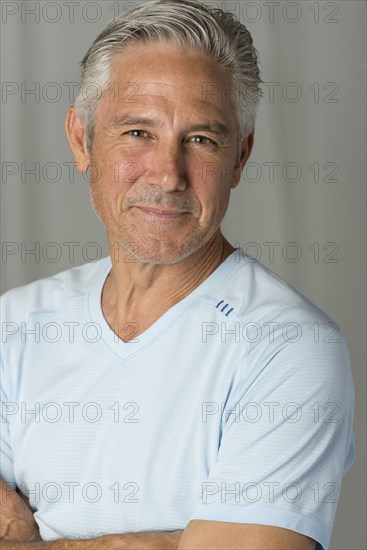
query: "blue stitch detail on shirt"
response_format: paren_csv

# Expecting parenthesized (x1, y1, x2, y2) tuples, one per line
(216, 300, 234, 316)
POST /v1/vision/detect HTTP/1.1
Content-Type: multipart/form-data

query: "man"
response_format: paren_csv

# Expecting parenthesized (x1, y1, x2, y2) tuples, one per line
(0, 0, 355, 548)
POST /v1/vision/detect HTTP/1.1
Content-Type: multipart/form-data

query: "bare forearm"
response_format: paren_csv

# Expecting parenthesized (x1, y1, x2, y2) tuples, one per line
(1, 478, 182, 549)
(0, 530, 183, 550)
(0, 540, 100, 549)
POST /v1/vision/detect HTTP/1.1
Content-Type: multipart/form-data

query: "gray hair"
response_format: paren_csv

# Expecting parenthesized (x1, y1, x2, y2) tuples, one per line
(74, 0, 263, 153)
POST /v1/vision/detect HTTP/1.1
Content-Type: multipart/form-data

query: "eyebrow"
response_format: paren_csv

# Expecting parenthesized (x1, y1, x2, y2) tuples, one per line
(110, 115, 163, 129)
(110, 115, 230, 137)
(187, 122, 230, 137)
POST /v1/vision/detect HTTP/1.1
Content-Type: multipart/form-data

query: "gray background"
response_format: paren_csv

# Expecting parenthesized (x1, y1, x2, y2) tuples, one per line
(1, 1, 366, 548)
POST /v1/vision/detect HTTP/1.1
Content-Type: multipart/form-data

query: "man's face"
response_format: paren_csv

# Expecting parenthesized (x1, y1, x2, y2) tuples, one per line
(74, 41, 251, 264)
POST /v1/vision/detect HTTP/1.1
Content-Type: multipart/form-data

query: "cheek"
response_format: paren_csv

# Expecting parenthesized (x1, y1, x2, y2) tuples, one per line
(193, 168, 231, 216)
(90, 150, 147, 202)
(107, 161, 141, 192)
(111, 149, 149, 185)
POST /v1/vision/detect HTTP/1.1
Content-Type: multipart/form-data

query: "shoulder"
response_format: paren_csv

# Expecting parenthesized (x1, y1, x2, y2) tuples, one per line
(218, 251, 352, 387)
(222, 250, 338, 328)
(0, 258, 110, 333)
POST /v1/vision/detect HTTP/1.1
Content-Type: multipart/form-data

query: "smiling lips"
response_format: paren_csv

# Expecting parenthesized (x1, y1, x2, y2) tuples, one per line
(134, 206, 190, 218)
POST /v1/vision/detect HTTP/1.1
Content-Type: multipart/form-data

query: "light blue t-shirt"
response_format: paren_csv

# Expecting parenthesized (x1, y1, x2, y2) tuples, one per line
(0, 249, 355, 549)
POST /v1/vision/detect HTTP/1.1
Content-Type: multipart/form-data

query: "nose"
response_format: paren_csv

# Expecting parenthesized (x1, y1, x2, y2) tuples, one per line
(148, 141, 187, 192)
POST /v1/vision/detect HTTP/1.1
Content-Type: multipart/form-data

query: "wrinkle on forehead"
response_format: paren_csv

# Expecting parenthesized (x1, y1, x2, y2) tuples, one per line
(96, 41, 238, 132)
(105, 74, 227, 106)
(108, 41, 232, 98)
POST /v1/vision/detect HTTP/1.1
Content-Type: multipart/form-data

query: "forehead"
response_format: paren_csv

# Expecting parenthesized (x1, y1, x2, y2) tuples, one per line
(97, 41, 236, 123)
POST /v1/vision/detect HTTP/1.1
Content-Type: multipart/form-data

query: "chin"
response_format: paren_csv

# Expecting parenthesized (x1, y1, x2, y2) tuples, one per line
(116, 235, 207, 265)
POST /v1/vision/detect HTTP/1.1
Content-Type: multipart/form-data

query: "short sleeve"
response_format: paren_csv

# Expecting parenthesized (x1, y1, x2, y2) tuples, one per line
(189, 320, 356, 550)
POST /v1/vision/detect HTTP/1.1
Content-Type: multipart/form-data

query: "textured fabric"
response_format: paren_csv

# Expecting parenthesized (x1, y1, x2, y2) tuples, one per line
(0, 249, 355, 549)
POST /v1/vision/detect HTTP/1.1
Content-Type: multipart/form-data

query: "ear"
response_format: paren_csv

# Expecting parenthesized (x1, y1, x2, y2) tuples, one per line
(65, 106, 90, 173)
(231, 130, 255, 189)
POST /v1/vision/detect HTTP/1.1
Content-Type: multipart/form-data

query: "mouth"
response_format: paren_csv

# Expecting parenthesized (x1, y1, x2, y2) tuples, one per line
(133, 206, 190, 219)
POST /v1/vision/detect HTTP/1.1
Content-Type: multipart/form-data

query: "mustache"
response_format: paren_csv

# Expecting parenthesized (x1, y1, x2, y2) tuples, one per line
(123, 189, 200, 214)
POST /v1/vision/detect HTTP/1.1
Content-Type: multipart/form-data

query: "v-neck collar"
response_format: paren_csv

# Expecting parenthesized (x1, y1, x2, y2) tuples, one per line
(86, 248, 245, 362)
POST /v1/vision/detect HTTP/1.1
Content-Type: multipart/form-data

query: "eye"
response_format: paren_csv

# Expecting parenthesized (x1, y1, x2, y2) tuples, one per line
(188, 135, 216, 146)
(125, 130, 149, 138)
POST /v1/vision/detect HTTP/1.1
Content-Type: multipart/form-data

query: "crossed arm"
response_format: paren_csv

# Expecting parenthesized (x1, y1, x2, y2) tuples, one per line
(0, 478, 182, 549)
(0, 478, 316, 549)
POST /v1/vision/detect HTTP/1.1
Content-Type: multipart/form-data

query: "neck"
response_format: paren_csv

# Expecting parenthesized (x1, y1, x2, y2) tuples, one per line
(101, 231, 235, 339)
